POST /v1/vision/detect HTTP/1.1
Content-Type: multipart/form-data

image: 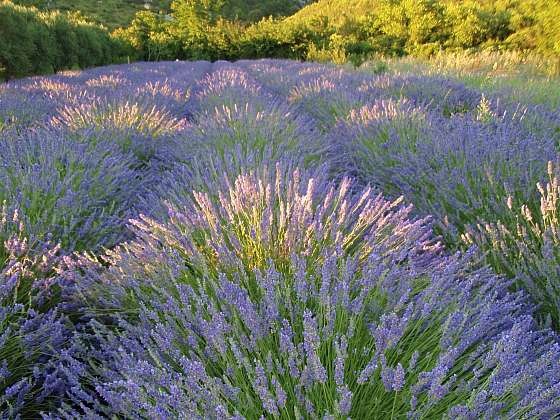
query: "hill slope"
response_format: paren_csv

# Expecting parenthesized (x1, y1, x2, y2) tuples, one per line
(286, 0, 376, 25)
(11, 0, 317, 30)
(11, 0, 171, 29)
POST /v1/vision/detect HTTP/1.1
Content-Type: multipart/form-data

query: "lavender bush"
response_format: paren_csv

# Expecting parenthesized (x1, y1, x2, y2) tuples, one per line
(0, 128, 138, 251)
(54, 166, 560, 418)
(239, 60, 302, 97)
(0, 88, 57, 131)
(190, 102, 321, 164)
(167, 101, 325, 192)
(335, 98, 557, 244)
(0, 204, 71, 418)
(288, 75, 375, 130)
(333, 94, 560, 324)
(331, 98, 428, 186)
(50, 95, 189, 167)
(463, 161, 560, 329)
(190, 65, 274, 114)
(52, 98, 186, 136)
(359, 74, 482, 116)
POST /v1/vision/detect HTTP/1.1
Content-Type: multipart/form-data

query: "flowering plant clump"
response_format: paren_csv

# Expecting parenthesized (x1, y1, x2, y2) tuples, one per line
(377, 74, 482, 116)
(191, 102, 321, 165)
(240, 60, 303, 97)
(288, 77, 375, 130)
(48, 94, 190, 168)
(463, 161, 560, 328)
(336, 99, 557, 245)
(165, 101, 326, 193)
(191, 65, 274, 113)
(0, 128, 138, 251)
(330, 97, 428, 187)
(51, 96, 187, 138)
(55, 166, 560, 419)
(0, 204, 71, 418)
(0, 87, 57, 131)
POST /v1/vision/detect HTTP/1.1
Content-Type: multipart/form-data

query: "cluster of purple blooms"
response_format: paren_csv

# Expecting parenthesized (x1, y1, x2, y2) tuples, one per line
(0, 204, 69, 418)
(0, 58, 559, 418)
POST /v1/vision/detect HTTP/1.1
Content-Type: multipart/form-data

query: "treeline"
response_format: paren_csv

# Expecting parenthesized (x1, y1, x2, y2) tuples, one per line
(115, 0, 560, 63)
(0, 1, 130, 80)
(2, 0, 559, 79)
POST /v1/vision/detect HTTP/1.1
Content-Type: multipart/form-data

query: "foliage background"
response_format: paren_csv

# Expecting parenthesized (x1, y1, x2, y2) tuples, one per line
(2, 0, 559, 80)
(0, 1, 131, 79)
(115, 0, 560, 64)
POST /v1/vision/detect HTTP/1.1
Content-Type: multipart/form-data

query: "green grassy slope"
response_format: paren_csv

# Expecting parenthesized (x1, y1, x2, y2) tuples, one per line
(286, 0, 376, 25)
(11, 0, 171, 29)
(220, 0, 304, 22)
(12, 0, 317, 30)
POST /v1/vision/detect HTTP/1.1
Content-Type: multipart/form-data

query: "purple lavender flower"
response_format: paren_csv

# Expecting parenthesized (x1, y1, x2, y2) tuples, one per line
(0, 204, 72, 418)
(303, 309, 328, 384)
(253, 360, 279, 416)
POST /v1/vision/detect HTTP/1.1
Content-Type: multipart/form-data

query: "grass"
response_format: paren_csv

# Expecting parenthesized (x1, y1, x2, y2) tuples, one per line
(368, 51, 560, 109)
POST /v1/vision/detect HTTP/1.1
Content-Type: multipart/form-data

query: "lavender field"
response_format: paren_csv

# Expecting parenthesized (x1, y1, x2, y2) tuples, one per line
(1, 59, 560, 418)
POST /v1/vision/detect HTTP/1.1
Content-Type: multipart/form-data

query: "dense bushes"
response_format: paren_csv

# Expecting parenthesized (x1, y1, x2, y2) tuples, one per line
(0, 1, 129, 80)
(291, 0, 560, 58)
(2, 0, 558, 73)
(112, 0, 560, 64)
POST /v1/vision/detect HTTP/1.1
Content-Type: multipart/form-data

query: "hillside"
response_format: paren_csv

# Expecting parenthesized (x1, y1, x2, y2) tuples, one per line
(11, 0, 316, 30)
(222, 0, 309, 22)
(286, 0, 376, 25)
(11, 0, 171, 29)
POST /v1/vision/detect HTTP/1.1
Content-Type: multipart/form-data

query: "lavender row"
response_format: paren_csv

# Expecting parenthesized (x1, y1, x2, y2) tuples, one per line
(0, 61, 214, 416)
